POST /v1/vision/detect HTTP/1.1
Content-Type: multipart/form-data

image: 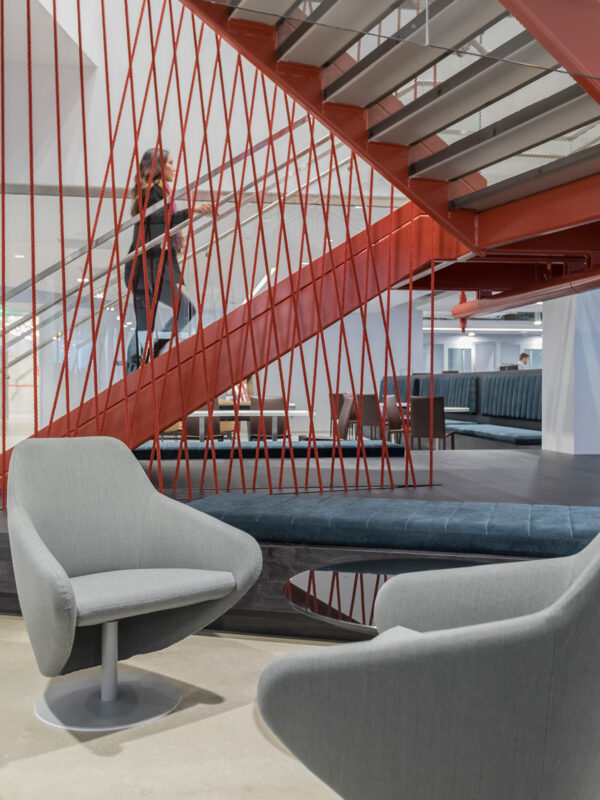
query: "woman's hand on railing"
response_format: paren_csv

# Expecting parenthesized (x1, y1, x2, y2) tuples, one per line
(193, 202, 214, 217)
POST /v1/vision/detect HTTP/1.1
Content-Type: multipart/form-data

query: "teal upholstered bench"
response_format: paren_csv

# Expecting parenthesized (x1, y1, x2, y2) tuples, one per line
(189, 493, 600, 640)
(134, 439, 404, 460)
(190, 493, 599, 559)
(445, 422, 541, 446)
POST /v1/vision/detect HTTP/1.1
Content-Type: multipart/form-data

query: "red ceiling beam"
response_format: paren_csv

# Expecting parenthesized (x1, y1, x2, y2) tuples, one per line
(477, 172, 600, 250)
(411, 261, 565, 292)
(500, 0, 600, 105)
(31, 206, 464, 450)
(493, 221, 600, 257)
(452, 264, 600, 320)
(179, 0, 478, 252)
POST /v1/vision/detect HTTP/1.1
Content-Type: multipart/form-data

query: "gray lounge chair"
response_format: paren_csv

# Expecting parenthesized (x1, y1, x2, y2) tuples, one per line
(258, 536, 600, 799)
(8, 436, 262, 731)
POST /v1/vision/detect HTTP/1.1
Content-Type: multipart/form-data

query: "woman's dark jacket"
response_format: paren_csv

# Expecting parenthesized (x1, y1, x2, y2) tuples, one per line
(126, 182, 188, 289)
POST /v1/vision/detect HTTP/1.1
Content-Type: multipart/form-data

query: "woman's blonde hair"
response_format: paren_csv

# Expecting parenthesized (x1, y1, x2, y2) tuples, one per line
(131, 148, 169, 216)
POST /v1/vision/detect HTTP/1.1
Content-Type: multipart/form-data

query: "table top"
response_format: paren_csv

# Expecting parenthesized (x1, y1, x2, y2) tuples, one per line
(286, 556, 478, 635)
(189, 409, 310, 418)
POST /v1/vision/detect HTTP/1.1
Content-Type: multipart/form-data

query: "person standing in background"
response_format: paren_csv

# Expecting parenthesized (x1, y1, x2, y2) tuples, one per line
(518, 353, 530, 369)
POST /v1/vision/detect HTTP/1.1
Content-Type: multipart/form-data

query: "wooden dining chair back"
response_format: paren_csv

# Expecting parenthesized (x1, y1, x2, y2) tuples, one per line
(385, 395, 404, 444)
(356, 394, 383, 439)
(335, 395, 355, 440)
(249, 395, 286, 439)
(329, 393, 346, 436)
(410, 396, 455, 450)
(185, 415, 200, 440)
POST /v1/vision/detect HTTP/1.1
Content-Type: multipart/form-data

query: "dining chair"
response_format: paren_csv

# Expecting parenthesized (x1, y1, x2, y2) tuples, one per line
(335, 395, 355, 440)
(355, 394, 384, 439)
(385, 395, 404, 444)
(329, 393, 345, 437)
(410, 396, 455, 450)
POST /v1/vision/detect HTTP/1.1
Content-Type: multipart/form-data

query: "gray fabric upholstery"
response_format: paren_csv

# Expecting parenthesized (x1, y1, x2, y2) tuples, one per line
(258, 534, 600, 800)
(71, 568, 236, 626)
(8, 437, 262, 676)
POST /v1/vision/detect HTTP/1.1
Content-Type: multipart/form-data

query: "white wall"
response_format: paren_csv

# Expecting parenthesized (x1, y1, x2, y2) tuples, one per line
(543, 292, 600, 454)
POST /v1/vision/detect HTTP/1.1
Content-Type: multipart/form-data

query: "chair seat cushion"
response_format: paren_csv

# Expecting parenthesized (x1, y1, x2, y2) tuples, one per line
(71, 568, 236, 626)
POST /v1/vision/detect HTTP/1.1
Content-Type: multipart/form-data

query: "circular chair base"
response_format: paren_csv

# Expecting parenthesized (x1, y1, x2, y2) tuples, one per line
(35, 673, 181, 732)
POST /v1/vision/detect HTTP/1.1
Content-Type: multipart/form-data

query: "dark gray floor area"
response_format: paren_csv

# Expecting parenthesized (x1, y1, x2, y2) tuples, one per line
(143, 448, 600, 507)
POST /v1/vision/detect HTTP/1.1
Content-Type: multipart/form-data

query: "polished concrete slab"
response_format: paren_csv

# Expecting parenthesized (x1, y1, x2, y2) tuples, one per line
(146, 448, 600, 506)
(0, 615, 338, 799)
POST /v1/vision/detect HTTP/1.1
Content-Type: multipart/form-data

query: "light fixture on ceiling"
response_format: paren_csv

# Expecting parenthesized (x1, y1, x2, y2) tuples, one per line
(467, 332, 475, 337)
(14, 254, 25, 259)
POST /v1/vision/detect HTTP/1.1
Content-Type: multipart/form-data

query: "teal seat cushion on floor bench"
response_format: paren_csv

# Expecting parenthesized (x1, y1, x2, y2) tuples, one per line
(134, 439, 404, 460)
(189, 494, 600, 558)
(445, 422, 541, 445)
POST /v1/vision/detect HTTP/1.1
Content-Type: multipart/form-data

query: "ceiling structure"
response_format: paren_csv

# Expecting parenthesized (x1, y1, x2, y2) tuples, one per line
(180, 0, 600, 324)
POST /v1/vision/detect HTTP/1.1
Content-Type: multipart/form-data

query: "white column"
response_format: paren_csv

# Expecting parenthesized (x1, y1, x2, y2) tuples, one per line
(543, 291, 600, 454)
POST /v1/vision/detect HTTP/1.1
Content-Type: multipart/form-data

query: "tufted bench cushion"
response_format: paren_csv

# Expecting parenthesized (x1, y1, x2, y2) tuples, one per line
(189, 494, 600, 559)
(134, 439, 404, 460)
(481, 372, 541, 420)
(445, 422, 541, 445)
(379, 376, 419, 402)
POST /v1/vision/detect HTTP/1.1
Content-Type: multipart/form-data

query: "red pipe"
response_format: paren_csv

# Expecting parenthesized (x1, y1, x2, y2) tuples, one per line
(451, 266, 600, 320)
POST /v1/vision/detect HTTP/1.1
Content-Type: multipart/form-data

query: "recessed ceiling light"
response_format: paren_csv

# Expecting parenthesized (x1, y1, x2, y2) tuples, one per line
(14, 254, 25, 259)
(467, 332, 475, 337)
(534, 320, 542, 325)
(536, 301, 543, 305)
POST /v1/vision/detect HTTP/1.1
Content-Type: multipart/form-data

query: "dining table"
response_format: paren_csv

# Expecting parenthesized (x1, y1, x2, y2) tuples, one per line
(189, 407, 309, 441)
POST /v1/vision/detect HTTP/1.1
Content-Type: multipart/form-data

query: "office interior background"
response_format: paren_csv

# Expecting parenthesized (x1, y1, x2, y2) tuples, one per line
(2, 0, 600, 797)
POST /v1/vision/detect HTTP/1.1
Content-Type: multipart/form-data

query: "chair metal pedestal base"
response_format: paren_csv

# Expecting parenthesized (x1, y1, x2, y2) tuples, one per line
(35, 620, 180, 731)
(35, 671, 181, 732)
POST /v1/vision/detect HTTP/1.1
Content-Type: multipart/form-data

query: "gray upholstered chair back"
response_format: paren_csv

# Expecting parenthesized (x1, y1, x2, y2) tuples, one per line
(9, 436, 162, 578)
(257, 532, 600, 800)
(541, 536, 600, 794)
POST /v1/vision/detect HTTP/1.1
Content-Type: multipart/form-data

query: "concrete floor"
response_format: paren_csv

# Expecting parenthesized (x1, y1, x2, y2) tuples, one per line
(0, 615, 338, 799)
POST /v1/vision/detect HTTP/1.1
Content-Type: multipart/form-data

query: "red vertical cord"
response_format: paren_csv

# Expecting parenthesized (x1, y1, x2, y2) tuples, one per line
(281, 113, 350, 490)
(48, 0, 150, 435)
(406, 201, 415, 487)
(0, 0, 5, 504)
(94, 0, 173, 436)
(430, 223, 437, 486)
(52, 0, 71, 438)
(202, 50, 250, 491)
(164, 0, 207, 497)
(99, 0, 132, 447)
(69, 0, 160, 438)
(292, 123, 352, 489)
(75, 0, 100, 430)
(26, 0, 38, 435)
